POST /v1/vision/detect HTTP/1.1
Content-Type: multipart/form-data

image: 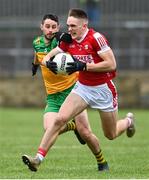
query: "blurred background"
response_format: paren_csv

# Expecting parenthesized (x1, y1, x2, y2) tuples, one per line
(0, 0, 149, 108)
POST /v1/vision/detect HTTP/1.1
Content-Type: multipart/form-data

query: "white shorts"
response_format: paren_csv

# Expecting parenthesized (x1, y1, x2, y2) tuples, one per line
(72, 81, 118, 112)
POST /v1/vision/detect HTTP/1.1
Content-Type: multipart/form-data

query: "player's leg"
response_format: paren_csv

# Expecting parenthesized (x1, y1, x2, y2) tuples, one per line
(22, 111, 59, 172)
(44, 111, 85, 144)
(22, 115, 64, 171)
(75, 110, 109, 171)
(43, 87, 85, 141)
(43, 112, 57, 130)
(95, 80, 135, 140)
(44, 112, 76, 133)
(99, 110, 135, 140)
(22, 92, 87, 172)
(37, 93, 87, 166)
(44, 91, 76, 133)
(43, 89, 85, 144)
(72, 118, 86, 145)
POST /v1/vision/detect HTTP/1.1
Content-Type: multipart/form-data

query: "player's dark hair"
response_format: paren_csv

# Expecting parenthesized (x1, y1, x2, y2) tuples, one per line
(68, 9, 88, 20)
(42, 14, 59, 24)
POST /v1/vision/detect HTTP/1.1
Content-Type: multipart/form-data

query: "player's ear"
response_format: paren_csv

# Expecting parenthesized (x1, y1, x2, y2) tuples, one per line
(40, 24, 43, 31)
(83, 19, 88, 29)
(83, 23, 87, 29)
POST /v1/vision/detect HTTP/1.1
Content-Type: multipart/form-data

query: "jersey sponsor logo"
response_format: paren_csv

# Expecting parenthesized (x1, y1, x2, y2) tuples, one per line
(73, 55, 93, 63)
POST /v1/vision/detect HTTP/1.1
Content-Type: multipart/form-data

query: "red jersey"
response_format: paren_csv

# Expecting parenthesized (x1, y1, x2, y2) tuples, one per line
(58, 29, 116, 86)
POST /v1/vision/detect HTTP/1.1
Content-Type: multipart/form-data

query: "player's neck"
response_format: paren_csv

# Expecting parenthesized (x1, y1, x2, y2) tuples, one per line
(76, 28, 89, 43)
(44, 37, 50, 45)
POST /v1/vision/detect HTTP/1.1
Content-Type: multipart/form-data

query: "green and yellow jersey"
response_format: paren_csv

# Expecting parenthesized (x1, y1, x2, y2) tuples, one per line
(33, 35, 78, 94)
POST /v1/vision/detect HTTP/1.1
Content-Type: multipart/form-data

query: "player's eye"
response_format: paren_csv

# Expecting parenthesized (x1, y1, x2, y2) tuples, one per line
(67, 24, 76, 29)
(52, 25, 57, 29)
(45, 25, 50, 29)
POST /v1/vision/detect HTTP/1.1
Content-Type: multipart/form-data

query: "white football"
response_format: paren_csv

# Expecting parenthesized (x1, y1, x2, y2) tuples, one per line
(52, 53, 74, 75)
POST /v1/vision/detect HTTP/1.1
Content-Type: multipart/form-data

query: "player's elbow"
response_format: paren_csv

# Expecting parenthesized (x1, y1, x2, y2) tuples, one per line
(110, 62, 116, 71)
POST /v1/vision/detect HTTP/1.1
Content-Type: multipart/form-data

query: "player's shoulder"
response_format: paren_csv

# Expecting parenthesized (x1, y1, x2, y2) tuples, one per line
(51, 37, 58, 45)
(90, 29, 109, 46)
(33, 35, 42, 45)
(88, 29, 109, 49)
(87, 29, 104, 42)
(89, 29, 105, 39)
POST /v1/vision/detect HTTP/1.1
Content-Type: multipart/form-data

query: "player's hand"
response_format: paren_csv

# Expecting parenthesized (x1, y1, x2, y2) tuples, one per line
(66, 58, 86, 74)
(46, 60, 57, 74)
(55, 32, 72, 43)
(32, 63, 39, 76)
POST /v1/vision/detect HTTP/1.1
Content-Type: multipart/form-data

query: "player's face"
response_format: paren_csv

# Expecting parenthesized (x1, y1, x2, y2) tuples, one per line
(67, 16, 87, 40)
(41, 18, 59, 40)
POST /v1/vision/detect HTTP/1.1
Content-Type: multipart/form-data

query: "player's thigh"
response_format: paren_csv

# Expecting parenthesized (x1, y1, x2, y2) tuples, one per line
(59, 92, 88, 121)
(74, 109, 91, 131)
(43, 112, 58, 130)
(99, 110, 118, 138)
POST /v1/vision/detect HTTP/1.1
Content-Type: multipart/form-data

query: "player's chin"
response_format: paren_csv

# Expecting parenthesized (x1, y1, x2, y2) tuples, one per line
(45, 34, 54, 40)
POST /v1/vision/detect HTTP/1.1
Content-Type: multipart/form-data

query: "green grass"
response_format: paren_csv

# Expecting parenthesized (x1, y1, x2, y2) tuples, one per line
(0, 108, 149, 178)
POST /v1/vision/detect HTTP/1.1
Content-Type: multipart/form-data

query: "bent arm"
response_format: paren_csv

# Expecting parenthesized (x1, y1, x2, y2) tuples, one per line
(86, 49, 117, 72)
(41, 47, 61, 66)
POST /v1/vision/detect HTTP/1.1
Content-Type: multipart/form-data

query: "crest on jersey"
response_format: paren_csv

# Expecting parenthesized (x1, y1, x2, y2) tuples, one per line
(84, 45, 89, 50)
(34, 37, 40, 45)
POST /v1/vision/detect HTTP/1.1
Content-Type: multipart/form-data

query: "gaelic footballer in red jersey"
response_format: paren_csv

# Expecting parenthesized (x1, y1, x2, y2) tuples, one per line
(41, 8, 135, 172)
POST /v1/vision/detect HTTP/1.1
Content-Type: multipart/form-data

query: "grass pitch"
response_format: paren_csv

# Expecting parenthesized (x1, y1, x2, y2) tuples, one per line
(0, 107, 149, 179)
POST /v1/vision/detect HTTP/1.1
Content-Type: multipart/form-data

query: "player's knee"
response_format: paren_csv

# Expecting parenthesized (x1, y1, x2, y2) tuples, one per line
(79, 127, 92, 140)
(55, 114, 68, 128)
(104, 132, 117, 140)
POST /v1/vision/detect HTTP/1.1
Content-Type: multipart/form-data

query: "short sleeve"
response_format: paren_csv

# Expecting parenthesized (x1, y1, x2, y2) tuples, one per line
(92, 32, 110, 54)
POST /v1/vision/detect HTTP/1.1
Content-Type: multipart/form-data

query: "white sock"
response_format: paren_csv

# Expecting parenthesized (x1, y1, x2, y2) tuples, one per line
(127, 117, 132, 127)
(36, 153, 44, 162)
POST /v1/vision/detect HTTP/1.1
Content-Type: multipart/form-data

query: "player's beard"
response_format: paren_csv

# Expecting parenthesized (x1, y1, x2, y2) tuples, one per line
(44, 35, 53, 41)
(44, 33, 55, 41)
